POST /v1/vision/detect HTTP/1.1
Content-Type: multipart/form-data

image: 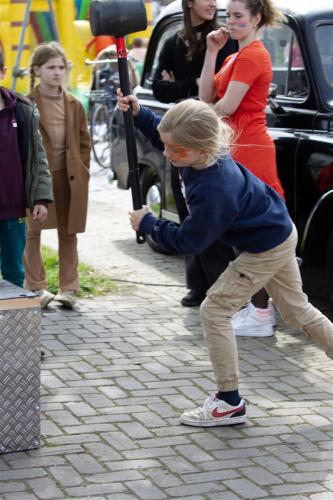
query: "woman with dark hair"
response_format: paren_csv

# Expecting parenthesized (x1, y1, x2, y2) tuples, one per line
(152, 0, 236, 103)
(152, 0, 237, 307)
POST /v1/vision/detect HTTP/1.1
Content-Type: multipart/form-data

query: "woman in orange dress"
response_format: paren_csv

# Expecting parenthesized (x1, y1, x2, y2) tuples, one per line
(200, 0, 285, 337)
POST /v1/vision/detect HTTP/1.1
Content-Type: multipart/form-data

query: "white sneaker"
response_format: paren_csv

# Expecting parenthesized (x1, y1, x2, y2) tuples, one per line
(36, 289, 55, 309)
(232, 302, 274, 337)
(54, 290, 77, 309)
(231, 299, 277, 326)
(268, 298, 277, 326)
(180, 395, 247, 427)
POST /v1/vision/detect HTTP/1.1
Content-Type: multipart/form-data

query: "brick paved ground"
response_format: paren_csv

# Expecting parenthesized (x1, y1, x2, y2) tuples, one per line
(1, 168, 333, 499)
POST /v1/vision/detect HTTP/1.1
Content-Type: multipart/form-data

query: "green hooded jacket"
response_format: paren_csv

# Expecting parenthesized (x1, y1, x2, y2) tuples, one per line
(14, 94, 53, 209)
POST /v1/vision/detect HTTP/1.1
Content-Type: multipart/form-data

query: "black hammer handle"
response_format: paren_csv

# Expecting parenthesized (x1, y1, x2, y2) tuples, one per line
(116, 37, 145, 244)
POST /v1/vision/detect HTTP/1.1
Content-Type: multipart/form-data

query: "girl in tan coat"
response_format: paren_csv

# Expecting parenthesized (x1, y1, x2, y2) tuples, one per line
(24, 42, 91, 309)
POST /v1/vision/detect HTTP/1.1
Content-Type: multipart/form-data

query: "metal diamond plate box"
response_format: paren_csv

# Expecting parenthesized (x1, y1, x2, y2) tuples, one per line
(0, 280, 41, 454)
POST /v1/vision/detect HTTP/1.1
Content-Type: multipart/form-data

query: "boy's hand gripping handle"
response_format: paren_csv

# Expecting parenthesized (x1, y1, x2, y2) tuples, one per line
(116, 37, 145, 244)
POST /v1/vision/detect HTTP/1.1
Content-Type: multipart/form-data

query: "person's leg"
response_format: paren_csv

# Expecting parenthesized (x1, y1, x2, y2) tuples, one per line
(0, 219, 26, 288)
(23, 225, 55, 308)
(182, 254, 208, 306)
(199, 240, 236, 287)
(23, 228, 47, 291)
(58, 228, 79, 292)
(180, 257, 263, 427)
(180, 227, 300, 426)
(54, 229, 79, 308)
(266, 254, 333, 359)
(252, 288, 269, 308)
(201, 257, 268, 392)
(52, 169, 79, 308)
(183, 240, 236, 307)
(170, 167, 208, 306)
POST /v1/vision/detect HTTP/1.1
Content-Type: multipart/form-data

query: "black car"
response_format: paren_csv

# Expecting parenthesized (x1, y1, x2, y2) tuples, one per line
(111, 0, 333, 297)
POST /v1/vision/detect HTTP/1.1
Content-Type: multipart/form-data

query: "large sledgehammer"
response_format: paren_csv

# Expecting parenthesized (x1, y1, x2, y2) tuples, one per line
(89, 0, 147, 244)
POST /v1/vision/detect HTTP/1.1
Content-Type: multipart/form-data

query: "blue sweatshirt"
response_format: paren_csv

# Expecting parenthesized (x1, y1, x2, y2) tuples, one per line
(135, 106, 293, 256)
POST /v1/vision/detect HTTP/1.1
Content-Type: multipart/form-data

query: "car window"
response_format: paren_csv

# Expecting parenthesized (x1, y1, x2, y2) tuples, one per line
(143, 21, 182, 89)
(315, 24, 333, 87)
(260, 23, 309, 99)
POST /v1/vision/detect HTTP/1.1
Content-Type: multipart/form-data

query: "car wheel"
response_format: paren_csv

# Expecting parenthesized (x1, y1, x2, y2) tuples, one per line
(141, 166, 169, 254)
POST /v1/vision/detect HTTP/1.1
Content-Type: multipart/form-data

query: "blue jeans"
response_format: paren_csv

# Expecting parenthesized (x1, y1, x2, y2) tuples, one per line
(0, 218, 26, 288)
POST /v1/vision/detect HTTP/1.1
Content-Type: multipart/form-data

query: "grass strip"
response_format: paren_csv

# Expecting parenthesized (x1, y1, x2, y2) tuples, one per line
(42, 245, 117, 298)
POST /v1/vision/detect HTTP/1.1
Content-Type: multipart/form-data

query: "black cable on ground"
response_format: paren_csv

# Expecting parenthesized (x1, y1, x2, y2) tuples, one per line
(110, 277, 185, 287)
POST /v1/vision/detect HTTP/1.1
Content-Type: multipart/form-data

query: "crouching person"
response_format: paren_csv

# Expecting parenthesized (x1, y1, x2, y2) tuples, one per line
(118, 92, 333, 427)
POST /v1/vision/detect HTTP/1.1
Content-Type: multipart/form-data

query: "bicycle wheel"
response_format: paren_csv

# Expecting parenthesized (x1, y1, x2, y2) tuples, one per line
(91, 103, 112, 168)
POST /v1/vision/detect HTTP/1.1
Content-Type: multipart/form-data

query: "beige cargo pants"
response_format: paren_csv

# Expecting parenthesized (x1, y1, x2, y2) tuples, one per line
(200, 225, 333, 391)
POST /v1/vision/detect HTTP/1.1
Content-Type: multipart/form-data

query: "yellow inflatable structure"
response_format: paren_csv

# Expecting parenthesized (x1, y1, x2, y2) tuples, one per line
(0, 0, 152, 104)
(0, 0, 80, 93)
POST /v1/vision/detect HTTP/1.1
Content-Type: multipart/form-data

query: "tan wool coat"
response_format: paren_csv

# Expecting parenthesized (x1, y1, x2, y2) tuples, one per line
(27, 86, 91, 234)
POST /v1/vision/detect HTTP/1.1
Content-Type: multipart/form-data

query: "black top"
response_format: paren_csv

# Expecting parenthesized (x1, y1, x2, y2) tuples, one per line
(152, 24, 238, 103)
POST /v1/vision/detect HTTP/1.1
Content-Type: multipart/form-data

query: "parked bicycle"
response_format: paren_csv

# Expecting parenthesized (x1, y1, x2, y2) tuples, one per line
(86, 57, 119, 169)
(86, 48, 139, 169)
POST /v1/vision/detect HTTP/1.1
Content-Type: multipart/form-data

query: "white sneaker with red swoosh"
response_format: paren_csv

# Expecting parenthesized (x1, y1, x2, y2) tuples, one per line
(180, 395, 247, 427)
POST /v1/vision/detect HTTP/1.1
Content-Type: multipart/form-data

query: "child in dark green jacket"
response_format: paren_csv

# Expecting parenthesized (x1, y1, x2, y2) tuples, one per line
(0, 50, 52, 287)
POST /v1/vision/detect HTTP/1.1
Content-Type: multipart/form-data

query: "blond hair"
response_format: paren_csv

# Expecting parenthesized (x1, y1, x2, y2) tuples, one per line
(230, 0, 285, 28)
(30, 42, 68, 90)
(158, 99, 233, 164)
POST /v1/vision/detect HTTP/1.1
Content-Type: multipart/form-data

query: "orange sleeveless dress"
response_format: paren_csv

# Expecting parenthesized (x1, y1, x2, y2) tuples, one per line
(214, 40, 284, 198)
